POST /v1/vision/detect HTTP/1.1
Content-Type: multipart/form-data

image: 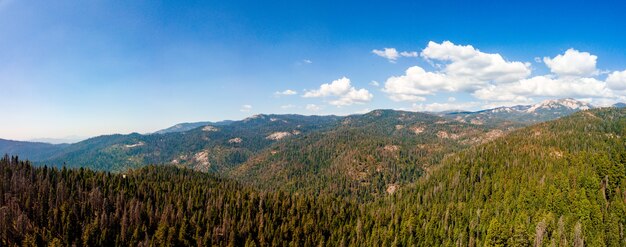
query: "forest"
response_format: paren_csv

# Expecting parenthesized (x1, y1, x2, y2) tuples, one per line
(1, 108, 626, 246)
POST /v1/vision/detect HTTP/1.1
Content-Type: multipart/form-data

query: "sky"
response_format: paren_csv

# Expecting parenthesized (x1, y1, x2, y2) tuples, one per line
(2, 0, 626, 141)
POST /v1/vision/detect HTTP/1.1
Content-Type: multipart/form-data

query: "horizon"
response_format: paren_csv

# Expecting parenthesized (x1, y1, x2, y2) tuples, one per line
(3, 0, 626, 140)
(2, 97, 616, 144)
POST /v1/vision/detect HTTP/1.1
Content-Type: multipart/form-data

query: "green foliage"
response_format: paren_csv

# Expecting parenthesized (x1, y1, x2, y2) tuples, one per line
(0, 156, 362, 246)
(233, 110, 498, 200)
(1, 108, 626, 246)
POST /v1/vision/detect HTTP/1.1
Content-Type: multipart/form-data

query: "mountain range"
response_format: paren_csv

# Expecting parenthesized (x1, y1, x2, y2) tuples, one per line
(3, 104, 625, 245)
(0, 98, 621, 199)
(1, 98, 620, 173)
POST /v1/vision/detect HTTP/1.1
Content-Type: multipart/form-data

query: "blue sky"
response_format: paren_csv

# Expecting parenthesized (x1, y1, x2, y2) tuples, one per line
(2, 0, 626, 141)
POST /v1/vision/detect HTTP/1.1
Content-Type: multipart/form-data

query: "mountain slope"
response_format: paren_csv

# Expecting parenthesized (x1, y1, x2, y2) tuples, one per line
(3, 108, 625, 246)
(369, 107, 626, 246)
(39, 114, 342, 172)
(613, 102, 626, 108)
(0, 139, 68, 161)
(445, 98, 594, 125)
(232, 110, 507, 199)
(0, 156, 363, 246)
(153, 120, 234, 134)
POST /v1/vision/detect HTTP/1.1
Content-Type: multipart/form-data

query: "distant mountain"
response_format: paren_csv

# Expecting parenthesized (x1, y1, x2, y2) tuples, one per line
(28, 136, 86, 144)
(3, 107, 626, 246)
(37, 114, 342, 172)
(444, 98, 593, 125)
(154, 120, 234, 134)
(0, 139, 68, 161)
(613, 102, 626, 108)
(1, 99, 593, 178)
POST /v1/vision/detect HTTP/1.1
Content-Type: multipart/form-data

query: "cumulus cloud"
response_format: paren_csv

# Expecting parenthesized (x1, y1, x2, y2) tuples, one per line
(372, 48, 418, 62)
(421, 41, 531, 84)
(369, 81, 380, 87)
(473, 76, 611, 102)
(306, 104, 321, 111)
(382, 41, 626, 106)
(606, 70, 626, 91)
(274, 89, 297, 96)
(383, 41, 531, 102)
(240, 105, 252, 112)
(303, 77, 373, 106)
(383, 66, 449, 101)
(474, 49, 610, 102)
(543, 49, 597, 77)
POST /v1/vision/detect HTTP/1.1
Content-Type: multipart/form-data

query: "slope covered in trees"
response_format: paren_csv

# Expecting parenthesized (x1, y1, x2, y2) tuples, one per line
(0, 139, 68, 161)
(0, 156, 364, 246)
(4, 99, 592, 174)
(366, 108, 626, 246)
(40, 114, 341, 172)
(2, 107, 625, 246)
(232, 110, 506, 200)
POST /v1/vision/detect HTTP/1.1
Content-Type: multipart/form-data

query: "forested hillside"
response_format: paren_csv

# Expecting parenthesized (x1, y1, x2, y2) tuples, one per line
(40, 114, 341, 172)
(3, 108, 625, 246)
(233, 110, 506, 200)
(367, 108, 626, 246)
(4, 99, 594, 174)
(0, 139, 68, 161)
(0, 156, 363, 246)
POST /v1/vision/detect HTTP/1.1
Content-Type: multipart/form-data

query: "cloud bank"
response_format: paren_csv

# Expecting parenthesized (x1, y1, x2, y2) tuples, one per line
(382, 41, 626, 107)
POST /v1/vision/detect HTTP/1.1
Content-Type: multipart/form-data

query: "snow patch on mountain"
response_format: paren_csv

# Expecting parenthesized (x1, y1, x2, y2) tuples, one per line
(525, 98, 592, 113)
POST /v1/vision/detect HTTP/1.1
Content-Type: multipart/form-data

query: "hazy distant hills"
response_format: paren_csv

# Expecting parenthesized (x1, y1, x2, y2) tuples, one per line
(0, 139, 68, 161)
(153, 120, 235, 134)
(1, 98, 618, 177)
(35, 114, 341, 172)
(613, 102, 626, 108)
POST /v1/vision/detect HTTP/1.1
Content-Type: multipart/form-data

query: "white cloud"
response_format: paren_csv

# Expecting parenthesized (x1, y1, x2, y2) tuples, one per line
(400, 51, 418, 57)
(240, 104, 252, 112)
(473, 76, 611, 102)
(383, 41, 532, 102)
(369, 81, 380, 87)
(382, 66, 452, 102)
(447, 97, 456, 102)
(543, 49, 597, 77)
(421, 41, 531, 84)
(411, 101, 481, 112)
(280, 104, 296, 109)
(473, 49, 612, 103)
(606, 70, 626, 91)
(303, 59, 312, 64)
(372, 48, 418, 62)
(303, 77, 373, 106)
(274, 89, 297, 96)
(381, 41, 626, 106)
(306, 104, 321, 111)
